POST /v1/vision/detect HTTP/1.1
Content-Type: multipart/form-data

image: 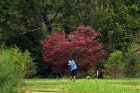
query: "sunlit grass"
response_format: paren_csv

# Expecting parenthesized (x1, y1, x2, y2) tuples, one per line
(24, 78, 140, 93)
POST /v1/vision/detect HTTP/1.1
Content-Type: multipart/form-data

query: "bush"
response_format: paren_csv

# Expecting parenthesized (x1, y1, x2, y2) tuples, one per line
(42, 25, 107, 75)
(4, 47, 37, 78)
(104, 51, 124, 78)
(124, 47, 140, 77)
(21, 50, 37, 78)
(0, 48, 22, 93)
(0, 47, 36, 93)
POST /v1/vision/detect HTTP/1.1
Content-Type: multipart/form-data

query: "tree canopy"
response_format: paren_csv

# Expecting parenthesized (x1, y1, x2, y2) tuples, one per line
(0, 0, 140, 77)
(42, 26, 107, 75)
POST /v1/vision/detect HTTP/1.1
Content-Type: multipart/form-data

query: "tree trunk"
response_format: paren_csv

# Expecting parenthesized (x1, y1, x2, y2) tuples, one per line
(64, 25, 70, 38)
(41, 5, 52, 34)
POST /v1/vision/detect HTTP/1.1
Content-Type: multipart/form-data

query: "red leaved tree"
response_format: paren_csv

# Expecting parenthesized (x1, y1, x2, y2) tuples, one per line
(41, 25, 107, 75)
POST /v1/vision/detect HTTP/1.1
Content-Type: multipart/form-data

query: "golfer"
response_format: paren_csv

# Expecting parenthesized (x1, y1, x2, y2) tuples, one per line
(68, 58, 77, 81)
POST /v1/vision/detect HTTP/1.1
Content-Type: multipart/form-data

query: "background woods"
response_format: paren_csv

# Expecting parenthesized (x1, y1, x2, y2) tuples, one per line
(0, 0, 140, 78)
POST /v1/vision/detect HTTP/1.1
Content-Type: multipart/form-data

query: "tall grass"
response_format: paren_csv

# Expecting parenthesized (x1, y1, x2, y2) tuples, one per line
(24, 78, 140, 93)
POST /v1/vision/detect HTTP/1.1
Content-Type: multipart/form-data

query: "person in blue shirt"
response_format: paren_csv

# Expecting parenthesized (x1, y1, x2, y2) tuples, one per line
(68, 58, 77, 81)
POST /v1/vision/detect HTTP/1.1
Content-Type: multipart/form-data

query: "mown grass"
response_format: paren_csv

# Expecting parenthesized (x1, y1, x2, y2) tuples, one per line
(24, 78, 140, 93)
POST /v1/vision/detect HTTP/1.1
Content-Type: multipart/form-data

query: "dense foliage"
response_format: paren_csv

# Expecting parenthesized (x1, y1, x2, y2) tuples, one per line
(105, 51, 124, 78)
(124, 47, 140, 77)
(0, 60, 22, 93)
(0, 0, 140, 77)
(0, 47, 35, 93)
(0, 47, 36, 78)
(42, 26, 107, 75)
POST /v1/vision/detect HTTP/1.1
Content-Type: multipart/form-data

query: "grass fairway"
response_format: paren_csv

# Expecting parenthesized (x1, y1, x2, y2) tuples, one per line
(24, 78, 140, 93)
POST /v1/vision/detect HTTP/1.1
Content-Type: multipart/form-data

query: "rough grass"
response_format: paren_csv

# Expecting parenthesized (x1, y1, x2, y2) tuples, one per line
(24, 78, 140, 93)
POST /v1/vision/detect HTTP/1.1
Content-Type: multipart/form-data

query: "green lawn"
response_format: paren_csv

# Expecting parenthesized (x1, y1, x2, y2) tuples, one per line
(24, 78, 140, 93)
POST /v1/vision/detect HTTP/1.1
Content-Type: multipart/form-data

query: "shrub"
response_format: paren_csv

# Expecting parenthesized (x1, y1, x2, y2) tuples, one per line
(105, 51, 124, 78)
(0, 48, 22, 93)
(5, 47, 36, 78)
(0, 61, 23, 93)
(42, 25, 107, 75)
(0, 47, 36, 93)
(124, 47, 140, 77)
(21, 50, 37, 78)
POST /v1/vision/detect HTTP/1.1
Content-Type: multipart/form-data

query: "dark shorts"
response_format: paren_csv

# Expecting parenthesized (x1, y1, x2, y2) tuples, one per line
(70, 69, 77, 76)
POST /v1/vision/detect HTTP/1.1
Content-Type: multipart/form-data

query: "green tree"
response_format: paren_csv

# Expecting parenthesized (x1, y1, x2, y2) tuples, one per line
(124, 47, 140, 77)
(105, 51, 124, 78)
(1, 0, 140, 77)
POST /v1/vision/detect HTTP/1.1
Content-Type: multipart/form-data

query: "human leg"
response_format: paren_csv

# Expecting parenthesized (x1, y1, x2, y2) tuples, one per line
(73, 75, 76, 81)
(69, 71, 73, 80)
(73, 69, 77, 81)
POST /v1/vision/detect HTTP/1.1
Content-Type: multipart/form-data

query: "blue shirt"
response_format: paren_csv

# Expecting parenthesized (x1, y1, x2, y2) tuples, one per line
(68, 60, 77, 71)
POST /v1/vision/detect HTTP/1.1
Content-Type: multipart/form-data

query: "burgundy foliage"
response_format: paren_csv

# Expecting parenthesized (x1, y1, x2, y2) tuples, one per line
(41, 25, 107, 75)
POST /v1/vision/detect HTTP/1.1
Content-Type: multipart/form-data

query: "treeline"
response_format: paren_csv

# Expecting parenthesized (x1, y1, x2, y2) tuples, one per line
(0, 0, 140, 78)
